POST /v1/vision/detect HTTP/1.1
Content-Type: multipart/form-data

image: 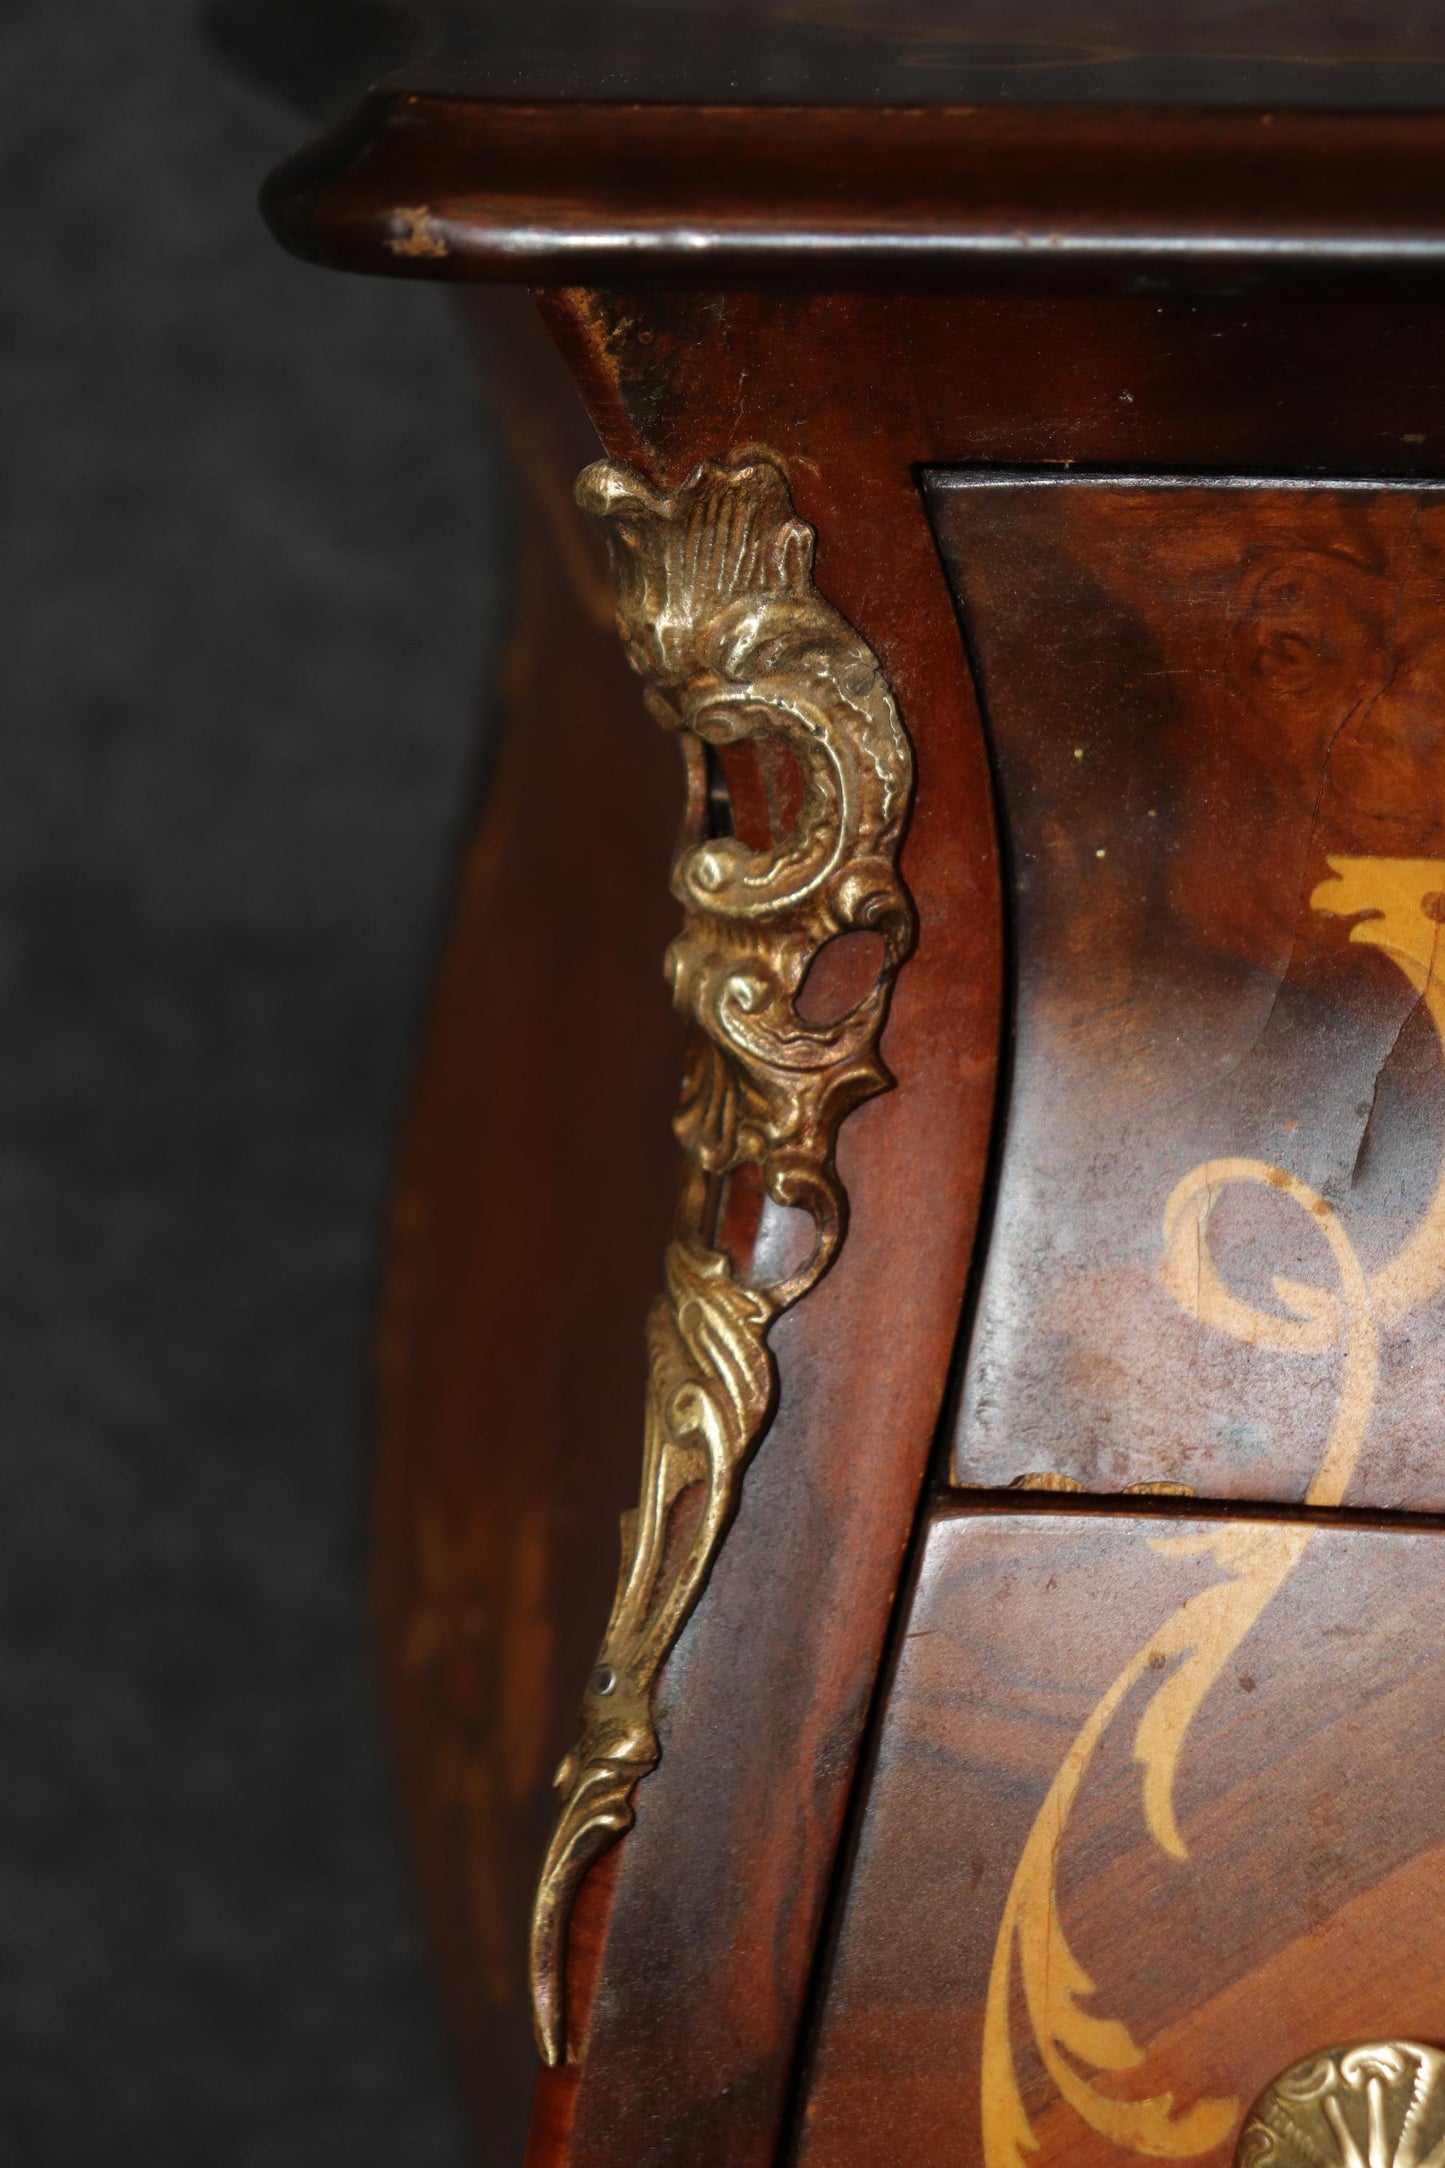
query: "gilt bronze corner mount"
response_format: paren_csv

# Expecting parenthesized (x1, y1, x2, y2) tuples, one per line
(526, 456, 916, 2064)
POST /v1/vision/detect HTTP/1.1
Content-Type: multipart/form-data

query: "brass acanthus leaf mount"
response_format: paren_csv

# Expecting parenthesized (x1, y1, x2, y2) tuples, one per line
(527, 457, 916, 2064)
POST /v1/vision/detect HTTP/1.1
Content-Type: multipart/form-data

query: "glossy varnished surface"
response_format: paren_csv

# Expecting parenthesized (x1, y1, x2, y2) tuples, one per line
(798, 1503, 1445, 2168)
(370, 292, 683, 2152)
(934, 478, 1445, 1510)
(330, 286, 1445, 2168)
(516, 282, 1005, 2168)
(499, 284, 1445, 2164)
(232, 9, 1445, 2148)
(263, 101, 1445, 291)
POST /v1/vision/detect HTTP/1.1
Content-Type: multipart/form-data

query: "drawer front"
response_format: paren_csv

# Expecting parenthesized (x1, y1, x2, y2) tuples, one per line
(798, 1505, 1445, 2168)
(798, 476, 1445, 2166)
(930, 475, 1445, 1511)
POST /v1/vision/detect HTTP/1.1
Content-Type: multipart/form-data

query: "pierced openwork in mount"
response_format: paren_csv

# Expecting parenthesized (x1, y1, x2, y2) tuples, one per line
(527, 457, 915, 2065)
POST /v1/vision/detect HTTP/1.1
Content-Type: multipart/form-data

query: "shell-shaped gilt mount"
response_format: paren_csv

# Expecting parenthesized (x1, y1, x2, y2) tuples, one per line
(527, 458, 915, 2064)
(1238, 2043, 1445, 2167)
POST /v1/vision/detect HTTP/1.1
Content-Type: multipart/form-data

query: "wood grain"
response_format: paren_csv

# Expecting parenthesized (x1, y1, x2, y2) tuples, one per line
(518, 286, 1005, 2168)
(932, 478, 1445, 1510)
(220, 0, 1445, 116)
(370, 290, 683, 2154)
(516, 279, 1445, 2163)
(797, 1504, 1445, 2168)
(262, 99, 1445, 292)
(252, 80, 1445, 2161)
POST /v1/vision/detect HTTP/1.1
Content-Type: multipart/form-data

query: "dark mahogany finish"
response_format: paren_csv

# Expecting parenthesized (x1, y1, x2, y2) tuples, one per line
(517, 282, 1003, 2168)
(798, 1502, 1445, 2168)
(934, 477, 1445, 1510)
(224, 0, 1445, 112)
(370, 292, 684, 2157)
(265, 102, 1445, 291)
(244, 8, 1445, 2165)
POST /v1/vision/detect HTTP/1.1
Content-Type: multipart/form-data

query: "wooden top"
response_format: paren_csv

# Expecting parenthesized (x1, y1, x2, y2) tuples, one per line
(233, 1, 1445, 290)
(261, 97, 1445, 290)
(222, 0, 1445, 113)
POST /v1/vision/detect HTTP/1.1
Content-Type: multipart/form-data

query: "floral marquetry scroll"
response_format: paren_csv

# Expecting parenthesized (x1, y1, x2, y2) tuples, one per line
(795, 478, 1445, 2168)
(797, 1510, 1445, 2168)
(527, 458, 915, 2064)
(930, 477, 1445, 1512)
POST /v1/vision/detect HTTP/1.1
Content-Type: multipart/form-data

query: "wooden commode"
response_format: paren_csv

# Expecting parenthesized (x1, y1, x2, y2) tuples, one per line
(244, 5, 1445, 2161)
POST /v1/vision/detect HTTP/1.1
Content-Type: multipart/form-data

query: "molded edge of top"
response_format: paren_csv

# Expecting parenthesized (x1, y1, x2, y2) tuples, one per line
(261, 93, 1445, 292)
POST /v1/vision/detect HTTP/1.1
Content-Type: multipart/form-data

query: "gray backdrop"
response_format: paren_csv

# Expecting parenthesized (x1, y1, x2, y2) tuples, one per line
(2, 1, 502, 2157)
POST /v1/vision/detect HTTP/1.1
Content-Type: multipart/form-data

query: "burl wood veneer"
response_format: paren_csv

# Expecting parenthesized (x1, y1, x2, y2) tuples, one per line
(244, 5, 1445, 2164)
(934, 478, 1445, 1510)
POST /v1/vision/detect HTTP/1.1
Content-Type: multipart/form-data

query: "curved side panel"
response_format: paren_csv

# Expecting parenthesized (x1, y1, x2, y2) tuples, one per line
(525, 287, 1005, 2168)
(529, 455, 917, 2066)
(370, 292, 684, 2158)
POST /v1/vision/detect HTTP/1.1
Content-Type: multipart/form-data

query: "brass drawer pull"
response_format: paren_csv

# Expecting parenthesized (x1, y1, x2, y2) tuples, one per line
(1240, 2044, 1445, 2167)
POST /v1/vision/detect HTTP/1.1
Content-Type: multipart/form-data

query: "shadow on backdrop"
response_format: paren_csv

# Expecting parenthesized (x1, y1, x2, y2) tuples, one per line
(0, 0, 507, 2157)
